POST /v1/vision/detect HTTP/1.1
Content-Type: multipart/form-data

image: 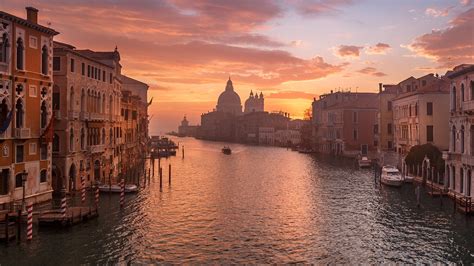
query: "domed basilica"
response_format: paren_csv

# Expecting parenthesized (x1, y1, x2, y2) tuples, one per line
(216, 78, 242, 115)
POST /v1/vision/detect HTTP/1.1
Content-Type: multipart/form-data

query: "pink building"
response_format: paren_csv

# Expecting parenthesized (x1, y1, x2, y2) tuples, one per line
(312, 91, 378, 157)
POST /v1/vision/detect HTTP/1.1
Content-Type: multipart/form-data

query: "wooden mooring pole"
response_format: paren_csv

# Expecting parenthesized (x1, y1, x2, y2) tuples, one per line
(169, 164, 171, 185)
(182, 145, 185, 159)
(159, 167, 163, 190)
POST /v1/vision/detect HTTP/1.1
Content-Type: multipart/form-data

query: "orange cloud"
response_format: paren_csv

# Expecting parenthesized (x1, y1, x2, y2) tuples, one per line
(294, 0, 354, 16)
(357, 67, 387, 77)
(407, 8, 474, 67)
(335, 45, 363, 58)
(366, 43, 391, 55)
(425, 7, 452, 17)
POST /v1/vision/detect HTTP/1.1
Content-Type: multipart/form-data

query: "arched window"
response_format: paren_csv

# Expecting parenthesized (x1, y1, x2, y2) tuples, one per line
(15, 98, 23, 128)
(452, 126, 456, 152)
(40, 169, 47, 183)
(109, 128, 113, 145)
(40, 101, 47, 129)
(41, 45, 48, 75)
(452, 166, 456, 190)
(69, 128, 74, 151)
(460, 168, 464, 194)
(102, 128, 105, 144)
(0, 99, 9, 127)
(471, 81, 474, 101)
(109, 95, 113, 116)
(452, 86, 457, 111)
(80, 128, 85, 150)
(16, 38, 24, 70)
(53, 133, 59, 152)
(461, 83, 465, 102)
(70, 87, 74, 111)
(0, 33, 8, 63)
(461, 125, 465, 154)
(102, 93, 105, 114)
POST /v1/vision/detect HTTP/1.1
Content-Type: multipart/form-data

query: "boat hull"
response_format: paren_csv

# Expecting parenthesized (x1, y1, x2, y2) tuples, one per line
(381, 177, 403, 187)
(98, 184, 138, 193)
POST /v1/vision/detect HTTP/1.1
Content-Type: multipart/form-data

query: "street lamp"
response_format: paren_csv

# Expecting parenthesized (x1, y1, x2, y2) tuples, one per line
(21, 170, 28, 212)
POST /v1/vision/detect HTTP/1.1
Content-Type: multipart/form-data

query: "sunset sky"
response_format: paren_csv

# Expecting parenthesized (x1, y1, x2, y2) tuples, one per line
(3, 0, 473, 133)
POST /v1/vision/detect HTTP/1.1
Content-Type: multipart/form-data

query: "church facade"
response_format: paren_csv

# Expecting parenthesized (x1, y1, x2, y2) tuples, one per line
(244, 91, 264, 114)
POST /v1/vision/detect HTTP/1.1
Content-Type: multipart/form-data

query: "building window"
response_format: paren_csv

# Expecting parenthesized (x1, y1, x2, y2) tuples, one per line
(353, 111, 358, 123)
(40, 100, 47, 129)
(81, 62, 85, 75)
(69, 129, 74, 151)
(15, 98, 24, 128)
(15, 145, 24, 163)
(98, 69, 101, 80)
(15, 173, 23, 188)
(53, 92, 60, 110)
(460, 168, 464, 194)
(471, 125, 474, 155)
(81, 128, 85, 150)
(40, 143, 47, 160)
(471, 81, 474, 101)
(41, 45, 48, 75)
(87, 65, 91, 77)
(388, 141, 393, 150)
(387, 101, 392, 111)
(415, 103, 418, 116)
(427, 125, 434, 142)
(102, 70, 106, 82)
(452, 126, 456, 152)
(427, 102, 433, 116)
(0, 169, 9, 195)
(53, 133, 59, 152)
(387, 123, 392, 135)
(373, 125, 378, 134)
(16, 38, 24, 70)
(409, 105, 412, 117)
(0, 33, 9, 63)
(40, 169, 47, 183)
(461, 84, 465, 102)
(452, 86, 457, 111)
(53, 56, 60, 71)
(109, 73, 113, 84)
(102, 128, 105, 144)
(70, 58, 75, 72)
(70, 88, 74, 111)
(353, 129, 358, 140)
(461, 126, 465, 154)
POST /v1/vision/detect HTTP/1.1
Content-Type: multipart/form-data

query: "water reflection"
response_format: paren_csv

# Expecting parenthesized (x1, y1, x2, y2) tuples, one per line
(0, 137, 473, 264)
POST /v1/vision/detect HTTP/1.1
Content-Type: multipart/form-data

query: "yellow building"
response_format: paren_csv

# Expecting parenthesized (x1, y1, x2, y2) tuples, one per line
(0, 7, 58, 209)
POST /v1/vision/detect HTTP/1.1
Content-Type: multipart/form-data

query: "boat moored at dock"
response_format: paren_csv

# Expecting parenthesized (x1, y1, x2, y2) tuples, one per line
(381, 166, 403, 187)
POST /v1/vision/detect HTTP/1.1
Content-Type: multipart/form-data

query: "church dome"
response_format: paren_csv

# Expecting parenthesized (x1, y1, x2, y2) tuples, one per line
(216, 78, 242, 114)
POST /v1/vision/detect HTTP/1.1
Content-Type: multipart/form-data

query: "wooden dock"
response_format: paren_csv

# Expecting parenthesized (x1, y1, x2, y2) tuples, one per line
(38, 207, 98, 227)
(0, 213, 16, 242)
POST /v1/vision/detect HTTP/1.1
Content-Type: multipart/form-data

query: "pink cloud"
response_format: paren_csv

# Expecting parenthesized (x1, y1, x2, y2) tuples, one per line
(366, 43, 391, 55)
(336, 45, 364, 58)
(357, 67, 387, 77)
(425, 7, 453, 17)
(294, 0, 354, 16)
(408, 8, 474, 67)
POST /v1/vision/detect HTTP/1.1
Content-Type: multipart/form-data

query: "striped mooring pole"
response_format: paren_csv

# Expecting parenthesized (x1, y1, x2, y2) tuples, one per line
(120, 178, 125, 208)
(81, 176, 86, 203)
(61, 197, 67, 221)
(95, 185, 100, 208)
(26, 203, 33, 241)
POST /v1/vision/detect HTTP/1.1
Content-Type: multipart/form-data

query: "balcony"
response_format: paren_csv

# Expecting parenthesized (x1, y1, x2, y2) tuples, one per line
(90, 113, 105, 121)
(14, 128, 30, 139)
(80, 112, 89, 121)
(68, 110, 79, 120)
(89, 145, 105, 154)
(462, 101, 474, 113)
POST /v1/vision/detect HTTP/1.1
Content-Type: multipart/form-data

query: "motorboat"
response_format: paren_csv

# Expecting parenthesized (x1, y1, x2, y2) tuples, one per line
(222, 146, 232, 155)
(381, 166, 403, 187)
(98, 184, 138, 193)
(358, 156, 372, 168)
(404, 174, 415, 183)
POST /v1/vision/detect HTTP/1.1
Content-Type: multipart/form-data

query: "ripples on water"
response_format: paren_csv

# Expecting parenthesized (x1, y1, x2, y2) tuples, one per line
(1, 137, 473, 264)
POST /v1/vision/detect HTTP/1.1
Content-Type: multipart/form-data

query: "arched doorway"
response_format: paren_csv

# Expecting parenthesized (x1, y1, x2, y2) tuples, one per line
(94, 160, 101, 183)
(69, 163, 76, 192)
(52, 165, 64, 195)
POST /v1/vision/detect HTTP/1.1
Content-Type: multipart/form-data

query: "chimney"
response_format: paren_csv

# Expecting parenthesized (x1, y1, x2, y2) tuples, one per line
(379, 83, 383, 93)
(26, 7, 38, 24)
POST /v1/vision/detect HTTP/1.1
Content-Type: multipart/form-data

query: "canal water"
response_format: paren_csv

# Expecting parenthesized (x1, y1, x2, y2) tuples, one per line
(1, 137, 473, 264)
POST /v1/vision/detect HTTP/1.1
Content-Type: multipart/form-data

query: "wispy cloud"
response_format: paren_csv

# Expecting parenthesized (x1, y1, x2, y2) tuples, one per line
(366, 43, 391, 55)
(357, 67, 387, 77)
(335, 45, 363, 58)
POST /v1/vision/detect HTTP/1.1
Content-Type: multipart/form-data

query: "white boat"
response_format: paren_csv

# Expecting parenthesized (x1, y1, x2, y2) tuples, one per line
(98, 184, 138, 193)
(381, 166, 403, 187)
(358, 156, 372, 168)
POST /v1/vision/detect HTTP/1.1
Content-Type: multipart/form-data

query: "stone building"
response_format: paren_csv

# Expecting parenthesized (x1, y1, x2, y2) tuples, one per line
(216, 78, 242, 115)
(235, 111, 290, 144)
(392, 74, 450, 157)
(444, 64, 474, 197)
(375, 83, 398, 165)
(178, 116, 199, 137)
(52, 41, 123, 193)
(312, 91, 378, 157)
(244, 91, 264, 114)
(0, 7, 58, 208)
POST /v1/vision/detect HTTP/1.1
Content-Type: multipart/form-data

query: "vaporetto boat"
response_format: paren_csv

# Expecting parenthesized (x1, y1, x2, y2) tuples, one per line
(381, 166, 403, 187)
